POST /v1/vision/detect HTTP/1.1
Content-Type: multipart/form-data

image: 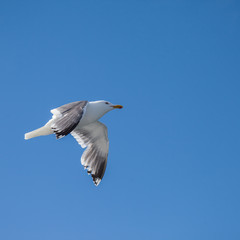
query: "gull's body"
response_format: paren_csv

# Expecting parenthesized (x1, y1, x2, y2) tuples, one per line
(25, 100, 123, 186)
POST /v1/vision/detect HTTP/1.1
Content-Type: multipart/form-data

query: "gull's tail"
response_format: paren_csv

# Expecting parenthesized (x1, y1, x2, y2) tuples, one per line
(25, 121, 53, 140)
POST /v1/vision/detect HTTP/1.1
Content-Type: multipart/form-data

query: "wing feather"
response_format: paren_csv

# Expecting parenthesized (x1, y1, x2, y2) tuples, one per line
(50, 101, 88, 139)
(71, 121, 109, 186)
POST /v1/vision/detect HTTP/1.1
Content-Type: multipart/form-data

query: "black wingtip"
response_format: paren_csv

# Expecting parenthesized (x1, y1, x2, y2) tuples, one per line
(92, 174, 101, 186)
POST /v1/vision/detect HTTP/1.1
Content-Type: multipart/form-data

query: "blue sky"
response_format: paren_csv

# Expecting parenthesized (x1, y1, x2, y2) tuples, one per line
(0, 1, 240, 239)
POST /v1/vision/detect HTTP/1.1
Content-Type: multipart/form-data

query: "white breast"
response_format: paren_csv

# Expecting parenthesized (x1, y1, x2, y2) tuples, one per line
(77, 102, 106, 127)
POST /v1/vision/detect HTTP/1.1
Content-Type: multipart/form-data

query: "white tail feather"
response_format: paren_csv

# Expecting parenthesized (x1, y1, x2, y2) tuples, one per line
(24, 121, 53, 140)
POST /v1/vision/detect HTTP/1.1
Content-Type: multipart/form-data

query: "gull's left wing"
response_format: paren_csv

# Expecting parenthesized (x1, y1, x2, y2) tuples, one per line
(71, 121, 109, 186)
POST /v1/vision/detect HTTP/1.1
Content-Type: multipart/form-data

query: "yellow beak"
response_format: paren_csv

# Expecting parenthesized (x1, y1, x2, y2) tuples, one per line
(113, 105, 123, 109)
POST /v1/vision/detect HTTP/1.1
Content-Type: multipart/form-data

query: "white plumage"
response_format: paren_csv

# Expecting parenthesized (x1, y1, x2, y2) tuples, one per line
(25, 100, 123, 186)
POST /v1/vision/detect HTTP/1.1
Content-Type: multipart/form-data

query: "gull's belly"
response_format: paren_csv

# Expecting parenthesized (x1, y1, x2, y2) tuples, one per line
(77, 107, 101, 127)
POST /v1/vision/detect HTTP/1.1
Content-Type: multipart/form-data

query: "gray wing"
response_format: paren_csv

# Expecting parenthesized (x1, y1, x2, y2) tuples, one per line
(71, 121, 109, 186)
(50, 101, 88, 139)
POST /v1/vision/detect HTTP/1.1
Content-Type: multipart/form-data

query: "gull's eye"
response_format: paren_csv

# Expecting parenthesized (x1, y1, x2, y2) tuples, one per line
(105, 102, 109, 105)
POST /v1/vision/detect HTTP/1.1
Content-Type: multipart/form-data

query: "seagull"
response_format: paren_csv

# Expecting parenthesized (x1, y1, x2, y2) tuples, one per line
(24, 100, 123, 186)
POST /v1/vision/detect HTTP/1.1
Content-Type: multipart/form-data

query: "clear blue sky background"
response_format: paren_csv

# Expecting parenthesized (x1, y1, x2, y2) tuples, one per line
(0, 1, 240, 239)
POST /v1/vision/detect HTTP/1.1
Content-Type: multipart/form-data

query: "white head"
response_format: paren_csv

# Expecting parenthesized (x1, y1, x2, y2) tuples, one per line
(88, 100, 123, 119)
(91, 100, 123, 111)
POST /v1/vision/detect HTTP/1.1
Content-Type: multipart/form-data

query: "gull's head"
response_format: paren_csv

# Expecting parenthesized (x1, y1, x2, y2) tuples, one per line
(90, 100, 123, 115)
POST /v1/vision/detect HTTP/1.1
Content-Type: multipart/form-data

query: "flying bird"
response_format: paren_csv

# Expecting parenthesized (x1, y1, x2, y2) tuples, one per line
(24, 100, 123, 186)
